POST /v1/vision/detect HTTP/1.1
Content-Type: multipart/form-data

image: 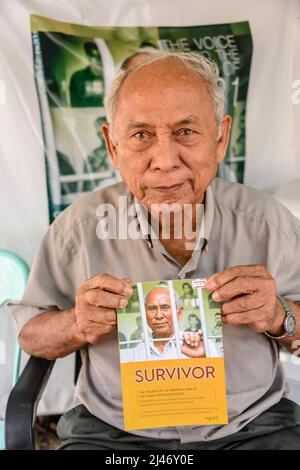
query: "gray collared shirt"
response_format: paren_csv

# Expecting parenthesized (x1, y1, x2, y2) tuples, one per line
(8, 177, 300, 443)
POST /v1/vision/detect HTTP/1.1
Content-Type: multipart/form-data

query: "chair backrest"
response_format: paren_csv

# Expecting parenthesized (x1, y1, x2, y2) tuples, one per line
(0, 248, 30, 384)
(0, 249, 30, 307)
(0, 249, 30, 449)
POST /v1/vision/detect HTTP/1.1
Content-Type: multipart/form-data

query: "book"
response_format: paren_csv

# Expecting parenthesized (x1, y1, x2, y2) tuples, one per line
(117, 279, 228, 430)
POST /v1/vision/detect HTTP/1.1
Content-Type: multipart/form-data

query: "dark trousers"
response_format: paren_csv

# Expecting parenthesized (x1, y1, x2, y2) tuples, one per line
(56, 398, 300, 450)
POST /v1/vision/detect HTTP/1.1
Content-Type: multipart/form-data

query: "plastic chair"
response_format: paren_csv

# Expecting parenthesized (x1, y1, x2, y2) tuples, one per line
(5, 351, 81, 449)
(0, 249, 30, 449)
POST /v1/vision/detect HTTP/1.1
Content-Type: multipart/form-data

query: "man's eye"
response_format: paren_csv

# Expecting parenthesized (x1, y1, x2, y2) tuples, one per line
(148, 306, 157, 312)
(133, 131, 151, 140)
(161, 305, 171, 311)
(178, 128, 194, 137)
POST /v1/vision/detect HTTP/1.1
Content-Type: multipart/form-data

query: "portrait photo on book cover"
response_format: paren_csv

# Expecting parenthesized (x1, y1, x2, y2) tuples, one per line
(117, 279, 224, 363)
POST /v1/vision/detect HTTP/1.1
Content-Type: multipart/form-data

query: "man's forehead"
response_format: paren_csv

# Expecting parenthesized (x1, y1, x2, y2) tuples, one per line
(147, 288, 171, 303)
(117, 60, 208, 101)
(123, 58, 203, 86)
(115, 66, 213, 128)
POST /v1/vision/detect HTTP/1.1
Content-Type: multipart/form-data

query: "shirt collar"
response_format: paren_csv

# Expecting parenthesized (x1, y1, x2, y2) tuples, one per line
(150, 338, 175, 355)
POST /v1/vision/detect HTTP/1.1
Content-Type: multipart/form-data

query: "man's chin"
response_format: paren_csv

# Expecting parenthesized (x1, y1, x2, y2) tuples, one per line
(153, 329, 172, 338)
(142, 194, 194, 210)
(142, 182, 194, 206)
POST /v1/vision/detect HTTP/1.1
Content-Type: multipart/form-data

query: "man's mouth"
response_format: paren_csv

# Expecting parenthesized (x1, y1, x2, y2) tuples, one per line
(152, 183, 183, 193)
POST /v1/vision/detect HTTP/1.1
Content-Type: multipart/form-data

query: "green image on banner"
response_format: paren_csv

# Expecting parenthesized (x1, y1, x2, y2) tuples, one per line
(31, 16, 252, 222)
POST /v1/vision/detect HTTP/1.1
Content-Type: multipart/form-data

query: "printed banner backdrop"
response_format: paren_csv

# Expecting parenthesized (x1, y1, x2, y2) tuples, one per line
(31, 16, 252, 221)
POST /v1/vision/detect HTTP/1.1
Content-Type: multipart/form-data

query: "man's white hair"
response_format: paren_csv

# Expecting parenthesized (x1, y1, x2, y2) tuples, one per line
(104, 51, 225, 140)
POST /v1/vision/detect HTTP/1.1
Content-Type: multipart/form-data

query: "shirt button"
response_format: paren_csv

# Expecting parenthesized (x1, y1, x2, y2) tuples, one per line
(178, 273, 186, 279)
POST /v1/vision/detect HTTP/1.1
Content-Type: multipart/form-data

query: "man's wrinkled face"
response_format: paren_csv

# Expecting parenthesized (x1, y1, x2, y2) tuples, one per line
(103, 59, 231, 211)
(145, 288, 182, 338)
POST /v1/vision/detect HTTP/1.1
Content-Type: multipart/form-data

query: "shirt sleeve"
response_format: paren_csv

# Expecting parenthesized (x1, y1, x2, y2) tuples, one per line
(275, 224, 300, 305)
(6, 220, 82, 336)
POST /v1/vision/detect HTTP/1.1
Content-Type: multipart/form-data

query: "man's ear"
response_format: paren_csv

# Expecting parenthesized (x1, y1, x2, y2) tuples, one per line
(102, 122, 119, 168)
(216, 114, 232, 164)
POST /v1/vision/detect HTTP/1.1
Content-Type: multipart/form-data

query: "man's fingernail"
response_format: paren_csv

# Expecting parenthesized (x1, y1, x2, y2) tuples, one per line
(120, 298, 128, 307)
(206, 280, 217, 289)
(124, 286, 133, 295)
(212, 291, 220, 301)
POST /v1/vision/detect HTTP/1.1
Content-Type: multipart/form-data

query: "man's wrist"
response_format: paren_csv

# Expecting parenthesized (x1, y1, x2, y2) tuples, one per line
(69, 308, 87, 346)
(266, 297, 286, 336)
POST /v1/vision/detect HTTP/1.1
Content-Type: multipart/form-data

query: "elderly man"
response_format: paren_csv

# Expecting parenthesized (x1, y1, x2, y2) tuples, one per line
(9, 51, 300, 450)
(121, 286, 205, 362)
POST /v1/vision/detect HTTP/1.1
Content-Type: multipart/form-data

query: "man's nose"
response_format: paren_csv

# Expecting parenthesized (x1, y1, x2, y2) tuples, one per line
(150, 136, 181, 172)
(155, 307, 165, 318)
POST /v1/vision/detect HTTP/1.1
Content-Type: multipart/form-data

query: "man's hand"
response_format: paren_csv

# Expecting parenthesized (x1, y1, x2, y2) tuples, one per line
(75, 273, 133, 344)
(205, 265, 284, 334)
(181, 330, 206, 358)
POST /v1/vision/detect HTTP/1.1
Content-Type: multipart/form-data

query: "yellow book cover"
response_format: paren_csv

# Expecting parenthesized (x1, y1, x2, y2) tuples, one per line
(117, 279, 228, 430)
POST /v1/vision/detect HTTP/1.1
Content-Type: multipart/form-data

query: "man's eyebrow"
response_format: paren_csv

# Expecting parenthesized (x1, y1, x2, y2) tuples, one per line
(126, 121, 150, 129)
(147, 303, 171, 307)
(172, 115, 200, 127)
(125, 115, 200, 129)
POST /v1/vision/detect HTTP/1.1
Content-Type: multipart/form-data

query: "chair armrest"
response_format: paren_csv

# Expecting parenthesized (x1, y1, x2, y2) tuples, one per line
(5, 356, 55, 450)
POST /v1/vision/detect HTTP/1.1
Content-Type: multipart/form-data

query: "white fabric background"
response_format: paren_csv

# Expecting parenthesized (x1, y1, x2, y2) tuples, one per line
(0, 0, 299, 416)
